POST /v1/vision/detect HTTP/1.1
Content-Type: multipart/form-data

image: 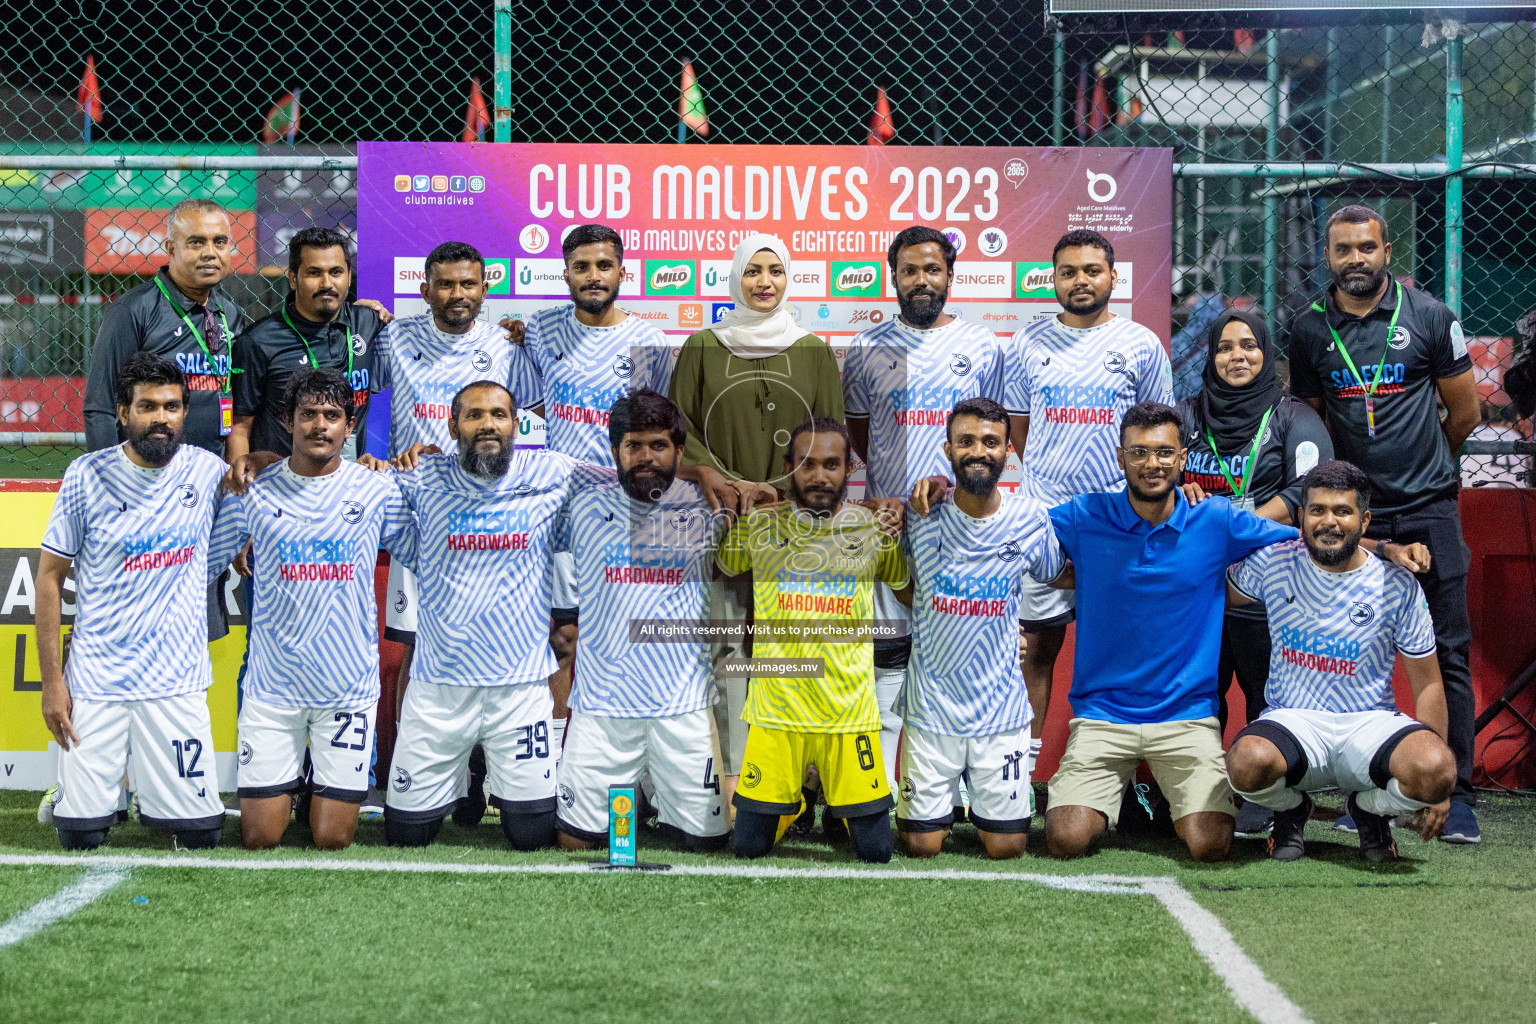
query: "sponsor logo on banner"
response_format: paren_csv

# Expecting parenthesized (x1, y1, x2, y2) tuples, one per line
(394, 175, 411, 193)
(644, 259, 694, 296)
(514, 258, 568, 295)
(950, 261, 1010, 298)
(86, 209, 257, 275)
(699, 260, 733, 297)
(977, 227, 1008, 258)
(1015, 262, 1055, 299)
(619, 258, 642, 298)
(484, 258, 511, 295)
(394, 256, 428, 293)
(712, 302, 735, 323)
(1004, 159, 1029, 187)
(1086, 169, 1118, 203)
(943, 228, 967, 255)
(519, 224, 549, 254)
(790, 262, 828, 298)
(831, 261, 881, 297)
(678, 303, 703, 329)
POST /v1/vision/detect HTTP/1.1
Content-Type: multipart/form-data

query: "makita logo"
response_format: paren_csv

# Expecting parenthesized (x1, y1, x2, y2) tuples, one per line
(836, 267, 876, 290)
(1022, 268, 1053, 291)
(650, 264, 692, 289)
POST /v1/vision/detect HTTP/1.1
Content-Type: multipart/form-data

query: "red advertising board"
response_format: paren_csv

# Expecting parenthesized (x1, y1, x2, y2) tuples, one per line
(84, 208, 259, 274)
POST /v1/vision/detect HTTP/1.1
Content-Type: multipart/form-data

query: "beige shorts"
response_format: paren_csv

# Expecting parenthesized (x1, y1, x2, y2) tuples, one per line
(1047, 716, 1236, 827)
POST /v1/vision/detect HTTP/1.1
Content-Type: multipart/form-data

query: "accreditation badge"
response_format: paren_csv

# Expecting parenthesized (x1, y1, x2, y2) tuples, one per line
(1233, 495, 1256, 513)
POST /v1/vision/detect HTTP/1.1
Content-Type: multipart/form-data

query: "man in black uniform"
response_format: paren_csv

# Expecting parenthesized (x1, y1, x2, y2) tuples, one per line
(1285, 204, 1484, 842)
(229, 227, 383, 462)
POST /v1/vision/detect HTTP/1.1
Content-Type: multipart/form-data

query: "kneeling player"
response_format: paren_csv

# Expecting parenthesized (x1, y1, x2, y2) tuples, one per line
(209, 368, 414, 850)
(719, 418, 912, 864)
(552, 390, 728, 852)
(1225, 461, 1455, 862)
(36, 354, 228, 850)
(898, 399, 1066, 859)
(385, 381, 581, 850)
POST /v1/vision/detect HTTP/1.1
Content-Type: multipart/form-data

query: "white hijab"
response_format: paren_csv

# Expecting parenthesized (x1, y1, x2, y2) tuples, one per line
(712, 234, 804, 359)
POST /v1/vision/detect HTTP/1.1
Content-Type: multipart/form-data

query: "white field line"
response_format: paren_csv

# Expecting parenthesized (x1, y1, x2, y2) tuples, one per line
(0, 866, 130, 949)
(0, 854, 1310, 1023)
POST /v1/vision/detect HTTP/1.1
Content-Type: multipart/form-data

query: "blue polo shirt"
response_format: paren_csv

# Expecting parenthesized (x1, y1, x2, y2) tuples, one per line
(1049, 490, 1296, 725)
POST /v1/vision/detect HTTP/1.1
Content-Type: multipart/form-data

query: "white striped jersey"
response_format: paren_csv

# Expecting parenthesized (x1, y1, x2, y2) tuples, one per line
(843, 316, 1006, 499)
(206, 461, 415, 709)
(1230, 539, 1436, 713)
(551, 470, 725, 717)
(521, 304, 674, 465)
(898, 494, 1065, 736)
(41, 444, 224, 701)
(1005, 315, 1172, 505)
(395, 449, 582, 687)
(374, 313, 539, 457)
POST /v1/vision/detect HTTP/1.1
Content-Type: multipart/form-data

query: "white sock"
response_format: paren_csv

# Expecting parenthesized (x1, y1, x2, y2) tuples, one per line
(1233, 777, 1304, 812)
(1355, 779, 1427, 817)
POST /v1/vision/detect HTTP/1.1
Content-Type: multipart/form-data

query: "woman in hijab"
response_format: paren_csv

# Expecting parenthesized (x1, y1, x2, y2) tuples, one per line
(1177, 309, 1332, 835)
(668, 234, 845, 813)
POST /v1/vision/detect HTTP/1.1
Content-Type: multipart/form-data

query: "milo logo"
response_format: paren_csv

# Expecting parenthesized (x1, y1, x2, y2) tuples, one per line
(644, 259, 695, 296)
(831, 260, 881, 297)
(1015, 262, 1055, 299)
(483, 258, 511, 295)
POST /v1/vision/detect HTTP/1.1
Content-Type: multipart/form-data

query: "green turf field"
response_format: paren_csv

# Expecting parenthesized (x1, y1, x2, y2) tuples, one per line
(2, 789, 1533, 1024)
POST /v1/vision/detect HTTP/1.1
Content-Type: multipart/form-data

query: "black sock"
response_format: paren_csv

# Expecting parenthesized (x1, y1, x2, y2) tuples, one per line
(846, 810, 893, 863)
(732, 808, 780, 858)
(501, 810, 557, 851)
(173, 827, 223, 850)
(384, 812, 444, 847)
(58, 827, 108, 851)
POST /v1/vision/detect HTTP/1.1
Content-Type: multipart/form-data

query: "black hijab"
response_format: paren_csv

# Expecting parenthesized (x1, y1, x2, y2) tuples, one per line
(1199, 309, 1282, 452)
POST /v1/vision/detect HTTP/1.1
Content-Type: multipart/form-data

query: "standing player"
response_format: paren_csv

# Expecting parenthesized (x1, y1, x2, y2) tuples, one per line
(1001, 229, 1172, 775)
(1226, 461, 1456, 862)
(551, 390, 728, 852)
(36, 354, 228, 850)
(898, 398, 1066, 859)
(384, 381, 579, 850)
(843, 226, 1006, 791)
(208, 368, 414, 850)
(518, 224, 674, 765)
(720, 418, 912, 864)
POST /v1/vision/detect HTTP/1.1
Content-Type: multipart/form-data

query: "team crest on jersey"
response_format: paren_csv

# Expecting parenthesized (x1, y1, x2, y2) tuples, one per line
(949, 352, 972, 377)
(472, 349, 491, 371)
(900, 776, 915, 802)
(351, 333, 367, 356)
(612, 354, 634, 379)
(1388, 325, 1412, 351)
(392, 767, 412, 793)
(1348, 601, 1376, 626)
(1103, 350, 1140, 387)
(998, 540, 1022, 562)
(175, 484, 198, 508)
(394, 589, 408, 613)
(239, 740, 252, 766)
(558, 784, 575, 809)
(742, 762, 763, 788)
(341, 500, 364, 525)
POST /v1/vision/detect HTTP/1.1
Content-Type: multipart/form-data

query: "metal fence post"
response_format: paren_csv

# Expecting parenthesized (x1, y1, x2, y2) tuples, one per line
(1382, 25, 1395, 164)
(1446, 33, 1464, 317)
(494, 0, 512, 143)
(1264, 31, 1281, 328)
(1053, 30, 1066, 146)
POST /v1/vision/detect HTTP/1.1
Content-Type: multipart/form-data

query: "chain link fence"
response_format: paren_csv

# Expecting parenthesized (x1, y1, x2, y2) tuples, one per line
(1, 2, 1532, 481)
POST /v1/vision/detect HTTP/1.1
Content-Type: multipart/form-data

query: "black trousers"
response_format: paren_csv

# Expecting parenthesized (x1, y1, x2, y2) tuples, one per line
(1215, 613, 1272, 734)
(1367, 497, 1476, 806)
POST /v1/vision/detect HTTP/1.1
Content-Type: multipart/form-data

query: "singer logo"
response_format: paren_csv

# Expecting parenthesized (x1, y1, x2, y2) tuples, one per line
(831, 261, 881, 297)
(644, 260, 694, 296)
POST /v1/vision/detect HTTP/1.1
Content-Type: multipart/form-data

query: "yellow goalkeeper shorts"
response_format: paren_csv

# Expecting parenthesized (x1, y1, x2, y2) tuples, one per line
(732, 726, 893, 821)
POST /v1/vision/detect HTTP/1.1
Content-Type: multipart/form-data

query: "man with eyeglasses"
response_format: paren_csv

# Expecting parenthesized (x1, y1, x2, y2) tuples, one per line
(1042, 402, 1295, 863)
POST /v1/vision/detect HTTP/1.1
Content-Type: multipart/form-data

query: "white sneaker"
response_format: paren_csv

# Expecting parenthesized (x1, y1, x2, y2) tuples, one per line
(37, 785, 58, 825)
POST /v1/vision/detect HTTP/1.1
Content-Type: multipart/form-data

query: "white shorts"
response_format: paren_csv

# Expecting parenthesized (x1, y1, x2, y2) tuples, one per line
(54, 693, 225, 832)
(556, 708, 725, 841)
(551, 551, 578, 615)
(237, 696, 376, 803)
(1019, 575, 1074, 630)
(897, 722, 1033, 834)
(1247, 707, 1428, 795)
(384, 559, 418, 641)
(386, 680, 557, 821)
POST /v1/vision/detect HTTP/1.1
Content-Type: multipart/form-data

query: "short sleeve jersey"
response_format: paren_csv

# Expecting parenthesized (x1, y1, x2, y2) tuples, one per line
(374, 313, 538, 457)
(1286, 283, 1472, 515)
(1005, 315, 1173, 505)
(41, 444, 225, 700)
(551, 471, 725, 717)
(522, 304, 675, 465)
(206, 460, 415, 709)
(1231, 539, 1437, 713)
(899, 495, 1065, 737)
(395, 450, 580, 687)
(715, 503, 909, 734)
(842, 315, 1006, 499)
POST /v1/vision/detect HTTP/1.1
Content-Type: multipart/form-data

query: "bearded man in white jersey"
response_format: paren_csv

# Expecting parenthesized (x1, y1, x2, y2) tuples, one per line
(1225, 461, 1456, 863)
(37, 353, 228, 850)
(209, 368, 414, 850)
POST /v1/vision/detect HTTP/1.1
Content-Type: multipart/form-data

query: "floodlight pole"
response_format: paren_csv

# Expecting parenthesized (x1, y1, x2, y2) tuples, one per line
(1263, 31, 1281, 328)
(1446, 34, 1465, 318)
(1053, 29, 1067, 146)
(1381, 25, 1396, 165)
(494, 0, 512, 143)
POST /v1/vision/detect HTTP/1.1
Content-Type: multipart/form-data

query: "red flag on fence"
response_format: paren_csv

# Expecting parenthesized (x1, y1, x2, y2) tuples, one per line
(462, 77, 490, 142)
(866, 86, 895, 145)
(679, 62, 709, 138)
(1234, 29, 1256, 55)
(262, 90, 301, 144)
(76, 57, 104, 123)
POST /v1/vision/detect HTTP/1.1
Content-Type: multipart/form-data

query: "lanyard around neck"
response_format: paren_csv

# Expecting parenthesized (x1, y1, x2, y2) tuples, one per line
(281, 306, 353, 377)
(155, 274, 233, 394)
(1204, 404, 1274, 500)
(1311, 280, 1403, 438)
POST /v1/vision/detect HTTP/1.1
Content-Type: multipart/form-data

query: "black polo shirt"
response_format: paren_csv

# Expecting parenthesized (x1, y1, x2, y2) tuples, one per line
(82, 269, 247, 455)
(233, 298, 382, 457)
(1286, 282, 1471, 516)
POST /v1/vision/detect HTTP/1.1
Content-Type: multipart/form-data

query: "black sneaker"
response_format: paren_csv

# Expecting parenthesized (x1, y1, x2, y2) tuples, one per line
(1234, 798, 1274, 837)
(452, 744, 488, 827)
(1266, 794, 1309, 862)
(1348, 793, 1399, 863)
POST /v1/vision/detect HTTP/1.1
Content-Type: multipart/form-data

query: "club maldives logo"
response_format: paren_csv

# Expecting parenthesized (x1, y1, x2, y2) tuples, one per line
(1015, 262, 1055, 299)
(644, 260, 694, 296)
(831, 261, 881, 297)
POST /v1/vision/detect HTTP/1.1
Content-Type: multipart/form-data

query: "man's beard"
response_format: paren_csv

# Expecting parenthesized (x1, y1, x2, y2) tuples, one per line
(790, 477, 847, 516)
(619, 462, 675, 503)
(898, 285, 948, 328)
(436, 299, 479, 329)
(1063, 287, 1110, 317)
(1306, 524, 1363, 567)
(953, 454, 1005, 497)
(1332, 263, 1388, 299)
(458, 431, 512, 478)
(127, 421, 181, 466)
(572, 284, 617, 317)
(1126, 476, 1173, 503)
